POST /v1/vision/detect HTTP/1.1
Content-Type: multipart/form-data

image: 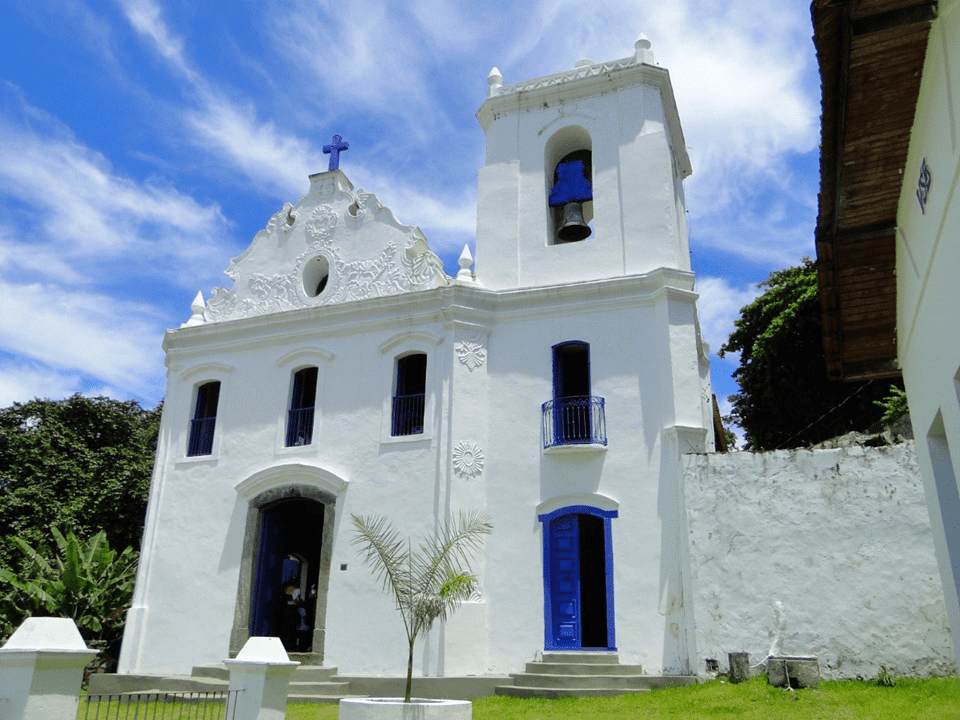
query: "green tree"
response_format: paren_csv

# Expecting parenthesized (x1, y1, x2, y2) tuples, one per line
(0, 528, 137, 650)
(0, 395, 160, 574)
(719, 259, 895, 450)
(351, 511, 492, 702)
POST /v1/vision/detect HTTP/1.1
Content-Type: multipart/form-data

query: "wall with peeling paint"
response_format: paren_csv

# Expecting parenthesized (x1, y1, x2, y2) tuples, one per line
(684, 442, 955, 679)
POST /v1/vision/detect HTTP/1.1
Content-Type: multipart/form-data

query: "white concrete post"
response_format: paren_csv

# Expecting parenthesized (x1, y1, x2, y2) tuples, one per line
(0, 617, 97, 720)
(224, 637, 299, 720)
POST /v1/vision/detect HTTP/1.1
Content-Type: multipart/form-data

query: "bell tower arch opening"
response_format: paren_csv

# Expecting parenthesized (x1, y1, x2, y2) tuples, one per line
(545, 126, 594, 245)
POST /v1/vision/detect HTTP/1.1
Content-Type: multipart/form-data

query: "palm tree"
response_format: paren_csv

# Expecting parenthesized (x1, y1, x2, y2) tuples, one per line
(350, 510, 492, 702)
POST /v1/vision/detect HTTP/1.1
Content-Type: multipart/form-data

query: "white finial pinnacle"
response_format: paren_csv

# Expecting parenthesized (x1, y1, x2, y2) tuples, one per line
(635, 34, 655, 65)
(457, 244, 475, 281)
(487, 67, 503, 97)
(182, 291, 207, 327)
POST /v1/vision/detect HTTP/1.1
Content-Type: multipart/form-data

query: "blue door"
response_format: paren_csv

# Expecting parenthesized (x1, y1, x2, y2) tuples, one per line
(549, 515, 581, 647)
(542, 507, 616, 650)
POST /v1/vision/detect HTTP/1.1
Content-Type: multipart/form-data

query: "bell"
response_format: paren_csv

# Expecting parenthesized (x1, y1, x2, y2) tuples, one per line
(557, 201, 592, 242)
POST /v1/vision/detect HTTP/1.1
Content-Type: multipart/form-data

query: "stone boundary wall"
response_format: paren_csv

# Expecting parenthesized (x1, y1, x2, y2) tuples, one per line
(683, 441, 954, 679)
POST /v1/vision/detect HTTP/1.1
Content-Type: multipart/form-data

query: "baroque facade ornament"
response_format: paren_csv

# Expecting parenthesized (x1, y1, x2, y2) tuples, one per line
(456, 336, 486, 371)
(452, 441, 484, 478)
(202, 184, 451, 323)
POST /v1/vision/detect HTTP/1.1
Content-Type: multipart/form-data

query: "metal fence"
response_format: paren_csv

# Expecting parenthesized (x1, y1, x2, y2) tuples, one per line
(541, 395, 607, 448)
(79, 690, 241, 720)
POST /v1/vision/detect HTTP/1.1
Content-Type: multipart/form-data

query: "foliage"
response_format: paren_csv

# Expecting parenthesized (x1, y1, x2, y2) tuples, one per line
(719, 259, 897, 450)
(0, 395, 160, 574)
(351, 510, 492, 702)
(876, 665, 898, 687)
(0, 528, 137, 650)
(874, 386, 910, 425)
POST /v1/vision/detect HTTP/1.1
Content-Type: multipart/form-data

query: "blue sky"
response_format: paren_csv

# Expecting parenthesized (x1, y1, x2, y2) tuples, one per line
(0, 0, 821, 428)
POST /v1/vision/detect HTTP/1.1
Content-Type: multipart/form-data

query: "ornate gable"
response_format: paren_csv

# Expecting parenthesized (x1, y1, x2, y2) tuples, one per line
(200, 170, 451, 324)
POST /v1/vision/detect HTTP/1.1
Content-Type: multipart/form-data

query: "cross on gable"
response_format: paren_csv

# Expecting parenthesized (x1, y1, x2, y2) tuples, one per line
(323, 134, 349, 171)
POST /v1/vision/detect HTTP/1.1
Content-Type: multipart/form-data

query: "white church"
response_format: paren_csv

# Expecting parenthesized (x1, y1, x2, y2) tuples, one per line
(117, 39, 716, 681)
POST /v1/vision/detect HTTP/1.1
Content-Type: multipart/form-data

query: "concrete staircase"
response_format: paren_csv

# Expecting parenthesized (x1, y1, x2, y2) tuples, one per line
(495, 652, 698, 698)
(190, 658, 359, 703)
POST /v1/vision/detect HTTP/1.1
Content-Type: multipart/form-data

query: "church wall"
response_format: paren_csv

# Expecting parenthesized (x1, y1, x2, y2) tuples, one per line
(684, 443, 954, 679)
(895, 0, 960, 668)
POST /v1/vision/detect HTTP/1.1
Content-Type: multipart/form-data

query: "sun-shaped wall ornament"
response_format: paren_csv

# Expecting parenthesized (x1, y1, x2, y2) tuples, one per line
(452, 441, 485, 478)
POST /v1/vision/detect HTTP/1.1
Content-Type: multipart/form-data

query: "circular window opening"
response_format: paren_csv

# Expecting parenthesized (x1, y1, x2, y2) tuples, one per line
(303, 255, 330, 298)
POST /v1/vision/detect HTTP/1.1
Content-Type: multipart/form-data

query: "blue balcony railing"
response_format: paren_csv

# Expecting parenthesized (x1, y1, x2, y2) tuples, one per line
(542, 396, 606, 449)
(392, 393, 425, 436)
(187, 416, 217, 456)
(285, 407, 315, 447)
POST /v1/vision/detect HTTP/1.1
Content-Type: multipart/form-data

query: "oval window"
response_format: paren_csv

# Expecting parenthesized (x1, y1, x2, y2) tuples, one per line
(303, 255, 330, 298)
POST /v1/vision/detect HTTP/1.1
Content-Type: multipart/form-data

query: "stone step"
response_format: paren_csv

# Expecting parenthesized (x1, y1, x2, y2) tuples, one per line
(523, 662, 645, 675)
(507, 673, 653, 690)
(191, 663, 339, 682)
(541, 652, 620, 664)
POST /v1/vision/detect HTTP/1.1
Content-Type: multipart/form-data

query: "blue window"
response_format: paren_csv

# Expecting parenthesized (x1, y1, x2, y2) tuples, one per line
(286, 367, 318, 447)
(543, 341, 606, 447)
(188, 381, 220, 456)
(392, 353, 426, 436)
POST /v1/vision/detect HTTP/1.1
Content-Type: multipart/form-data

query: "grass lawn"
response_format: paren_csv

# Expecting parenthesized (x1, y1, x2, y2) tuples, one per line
(285, 676, 960, 720)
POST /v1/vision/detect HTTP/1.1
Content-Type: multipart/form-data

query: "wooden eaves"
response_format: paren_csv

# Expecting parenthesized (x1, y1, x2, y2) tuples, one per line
(812, 0, 937, 381)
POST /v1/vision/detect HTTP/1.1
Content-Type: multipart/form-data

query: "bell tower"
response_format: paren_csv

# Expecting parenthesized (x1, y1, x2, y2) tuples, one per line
(473, 37, 692, 290)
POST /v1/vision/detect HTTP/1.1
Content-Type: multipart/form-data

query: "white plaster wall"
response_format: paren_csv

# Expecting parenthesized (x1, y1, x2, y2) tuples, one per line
(895, 0, 960, 669)
(684, 444, 954, 678)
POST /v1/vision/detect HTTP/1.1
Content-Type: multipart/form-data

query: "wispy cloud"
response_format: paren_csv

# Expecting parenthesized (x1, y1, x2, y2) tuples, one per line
(0, 281, 165, 402)
(695, 275, 762, 358)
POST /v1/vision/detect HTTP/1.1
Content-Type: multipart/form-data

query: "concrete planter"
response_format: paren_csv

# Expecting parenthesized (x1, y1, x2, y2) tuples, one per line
(340, 697, 472, 720)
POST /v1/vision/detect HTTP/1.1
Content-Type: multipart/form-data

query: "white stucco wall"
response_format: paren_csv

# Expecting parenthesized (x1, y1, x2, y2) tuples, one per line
(684, 443, 954, 679)
(895, 0, 960, 669)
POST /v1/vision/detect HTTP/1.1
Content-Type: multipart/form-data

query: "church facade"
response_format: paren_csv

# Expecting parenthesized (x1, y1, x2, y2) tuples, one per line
(117, 40, 715, 678)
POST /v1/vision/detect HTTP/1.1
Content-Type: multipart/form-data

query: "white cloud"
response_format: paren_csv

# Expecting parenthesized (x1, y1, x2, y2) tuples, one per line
(0, 281, 165, 401)
(0, 107, 229, 288)
(116, 0, 197, 82)
(696, 275, 762, 357)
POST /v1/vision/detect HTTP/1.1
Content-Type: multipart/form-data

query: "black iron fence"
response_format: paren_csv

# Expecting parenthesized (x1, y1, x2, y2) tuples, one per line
(80, 690, 241, 720)
(542, 395, 607, 448)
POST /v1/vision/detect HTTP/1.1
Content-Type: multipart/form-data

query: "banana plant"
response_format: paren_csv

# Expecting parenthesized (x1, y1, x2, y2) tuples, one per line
(0, 528, 137, 646)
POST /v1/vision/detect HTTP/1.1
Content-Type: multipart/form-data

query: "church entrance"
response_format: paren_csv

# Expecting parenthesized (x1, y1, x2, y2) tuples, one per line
(249, 498, 325, 652)
(540, 507, 616, 650)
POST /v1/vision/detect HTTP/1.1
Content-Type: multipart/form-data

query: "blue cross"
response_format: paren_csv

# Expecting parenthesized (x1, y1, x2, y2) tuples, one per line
(323, 134, 349, 171)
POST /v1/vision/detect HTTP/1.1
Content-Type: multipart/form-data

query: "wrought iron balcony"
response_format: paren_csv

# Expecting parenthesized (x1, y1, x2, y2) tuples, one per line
(391, 393, 425, 436)
(285, 406, 315, 447)
(187, 416, 216, 456)
(542, 396, 607, 449)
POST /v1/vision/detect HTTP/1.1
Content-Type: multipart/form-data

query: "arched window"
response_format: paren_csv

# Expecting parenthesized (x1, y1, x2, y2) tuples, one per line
(392, 353, 427, 436)
(187, 381, 220, 456)
(286, 367, 318, 447)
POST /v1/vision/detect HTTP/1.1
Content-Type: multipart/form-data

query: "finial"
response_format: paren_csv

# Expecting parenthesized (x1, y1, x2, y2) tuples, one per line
(182, 291, 206, 327)
(487, 67, 503, 97)
(574, 58, 594, 68)
(457, 244, 474, 281)
(634, 34, 655, 65)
